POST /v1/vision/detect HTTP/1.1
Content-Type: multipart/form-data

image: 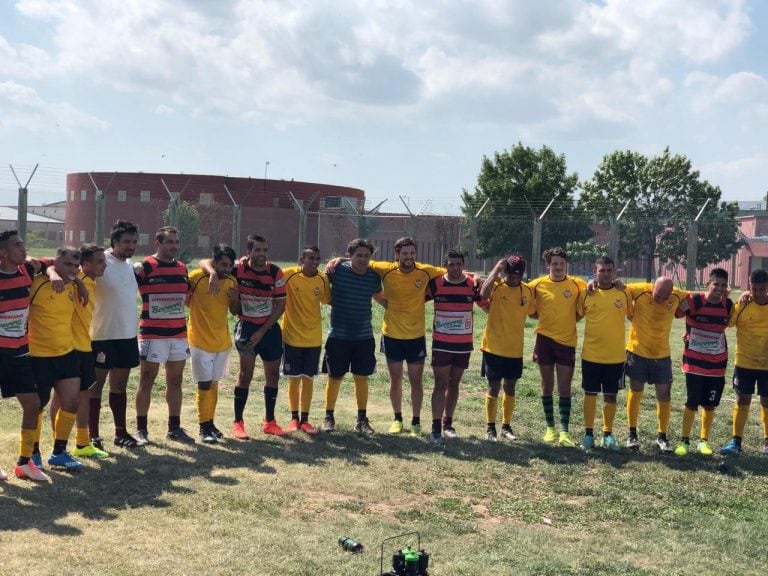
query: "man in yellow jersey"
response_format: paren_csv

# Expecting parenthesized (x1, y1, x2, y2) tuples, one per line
(370, 237, 443, 436)
(720, 269, 768, 455)
(282, 246, 331, 435)
(479, 256, 535, 442)
(528, 247, 586, 447)
(622, 276, 686, 452)
(69, 244, 109, 459)
(187, 244, 238, 444)
(29, 246, 84, 470)
(578, 257, 630, 451)
(0, 230, 48, 482)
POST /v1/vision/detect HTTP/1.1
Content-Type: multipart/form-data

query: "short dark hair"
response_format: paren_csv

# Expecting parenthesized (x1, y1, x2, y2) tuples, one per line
(0, 229, 19, 247)
(595, 256, 614, 267)
(444, 249, 464, 264)
(246, 234, 268, 251)
(543, 247, 568, 263)
(346, 238, 375, 257)
(301, 245, 320, 257)
(56, 245, 81, 261)
(213, 243, 237, 263)
(394, 237, 416, 253)
(80, 243, 105, 262)
(109, 220, 139, 248)
(709, 267, 728, 282)
(156, 226, 178, 243)
(750, 269, 768, 285)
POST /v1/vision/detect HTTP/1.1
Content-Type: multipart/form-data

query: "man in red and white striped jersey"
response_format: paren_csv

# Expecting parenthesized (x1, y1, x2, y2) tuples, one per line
(425, 250, 486, 444)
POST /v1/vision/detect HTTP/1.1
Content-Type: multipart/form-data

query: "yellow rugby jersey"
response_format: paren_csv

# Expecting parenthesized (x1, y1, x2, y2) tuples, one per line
(579, 286, 630, 363)
(187, 269, 237, 353)
(29, 276, 76, 357)
(281, 266, 331, 348)
(370, 261, 444, 339)
(72, 272, 96, 352)
(528, 275, 586, 348)
(730, 300, 768, 370)
(626, 283, 686, 359)
(481, 280, 536, 358)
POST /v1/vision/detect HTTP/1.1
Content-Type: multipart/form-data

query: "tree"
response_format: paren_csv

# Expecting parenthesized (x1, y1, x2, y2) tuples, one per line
(163, 201, 200, 262)
(580, 148, 743, 281)
(462, 143, 591, 265)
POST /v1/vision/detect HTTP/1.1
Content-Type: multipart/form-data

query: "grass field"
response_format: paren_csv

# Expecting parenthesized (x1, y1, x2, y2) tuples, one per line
(2, 268, 767, 576)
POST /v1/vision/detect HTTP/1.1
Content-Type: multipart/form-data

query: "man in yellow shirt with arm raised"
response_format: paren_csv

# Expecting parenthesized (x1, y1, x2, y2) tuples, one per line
(623, 276, 687, 452)
(368, 237, 443, 436)
(188, 244, 239, 443)
(527, 247, 586, 447)
(281, 245, 331, 435)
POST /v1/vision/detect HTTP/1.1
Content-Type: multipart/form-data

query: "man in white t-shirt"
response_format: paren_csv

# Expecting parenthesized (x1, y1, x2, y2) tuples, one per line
(88, 220, 141, 449)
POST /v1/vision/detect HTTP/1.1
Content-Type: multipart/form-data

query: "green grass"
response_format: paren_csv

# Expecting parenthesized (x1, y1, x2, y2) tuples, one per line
(1, 273, 767, 575)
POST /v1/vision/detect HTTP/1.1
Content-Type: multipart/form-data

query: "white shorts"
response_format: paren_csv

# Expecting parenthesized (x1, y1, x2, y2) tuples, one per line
(190, 347, 230, 383)
(139, 339, 190, 363)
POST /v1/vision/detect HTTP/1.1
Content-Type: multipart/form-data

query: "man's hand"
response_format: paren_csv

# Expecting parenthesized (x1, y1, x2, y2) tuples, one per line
(325, 257, 344, 274)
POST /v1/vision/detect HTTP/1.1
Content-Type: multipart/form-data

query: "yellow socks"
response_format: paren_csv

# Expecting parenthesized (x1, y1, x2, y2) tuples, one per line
(681, 407, 696, 438)
(54, 410, 76, 443)
(657, 400, 671, 435)
(627, 389, 643, 428)
(300, 376, 314, 413)
(700, 408, 715, 441)
(287, 377, 301, 413)
(19, 428, 35, 459)
(602, 402, 617, 434)
(502, 393, 515, 425)
(733, 404, 750, 438)
(485, 395, 498, 425)
(583, 394, 597, 430)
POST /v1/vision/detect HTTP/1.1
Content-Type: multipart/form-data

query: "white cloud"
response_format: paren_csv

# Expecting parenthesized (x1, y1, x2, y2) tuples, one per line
(685, 71, 768, 115)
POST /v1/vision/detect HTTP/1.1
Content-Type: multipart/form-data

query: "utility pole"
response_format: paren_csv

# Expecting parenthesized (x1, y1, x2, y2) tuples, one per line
(686, 198, 711, 290)
(609, 197, 633, 265)
(223, 183, 243, 252)
(525, 196, 556, 280)
(9, 163, 38, 241)
(468, 198, 490, 271)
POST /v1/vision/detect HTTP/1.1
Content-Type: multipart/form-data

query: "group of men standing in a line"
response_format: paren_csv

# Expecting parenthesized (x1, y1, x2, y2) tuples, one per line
(2, 220, 767, 483)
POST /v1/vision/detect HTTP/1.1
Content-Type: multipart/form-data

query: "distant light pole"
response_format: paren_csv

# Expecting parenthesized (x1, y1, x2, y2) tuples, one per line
(263, 161, 270, 194)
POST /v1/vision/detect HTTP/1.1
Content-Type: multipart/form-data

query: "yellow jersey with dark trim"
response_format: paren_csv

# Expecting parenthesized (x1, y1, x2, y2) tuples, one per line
(528, 275, 586, 348)
(29, 276, 76, 357)
(579, 286, 630, 363)
(281, 266, 331, 348)
(731, 300, 768, 370)
(481, 280, 535, 358)
(187, 269, 237, 353)
(72, 272, 96, 352)
(369, 260, 444, 339)
(626, 283, 687, 359)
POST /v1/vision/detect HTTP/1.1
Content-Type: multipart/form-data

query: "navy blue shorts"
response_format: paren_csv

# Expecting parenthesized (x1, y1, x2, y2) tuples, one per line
(381, 335, 426, 364)
(283, 344, 321, 377)
(234, 321, 283, 362)
(481, 351, 523, 381)
(323, 337, 376, 378)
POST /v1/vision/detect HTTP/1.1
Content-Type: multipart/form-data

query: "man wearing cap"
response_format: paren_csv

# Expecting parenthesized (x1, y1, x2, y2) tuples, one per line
(528, 247, 586, 447)
(479, 255, 535, 441)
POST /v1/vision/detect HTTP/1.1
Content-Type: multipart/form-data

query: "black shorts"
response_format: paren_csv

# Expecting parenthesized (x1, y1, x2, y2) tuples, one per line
(92, 337, 140, 370)
(31, 350, 80, 407)
(283, 344, 321, 377)
(381, 335, 427, 364)
(533, 334, 576, 367)
(431, 350, 470, 369)
(323, 337, 376, 378)
(685, 373, 726, 409)
(624, 352, 673, 385)
(76, 350, 96, 390)
(0, 353, 38, 398)
(732, 366, 768, 397)
(582, 359, 625, 394)
(481, 351, 523, 381)
(234, 321, 283, 362)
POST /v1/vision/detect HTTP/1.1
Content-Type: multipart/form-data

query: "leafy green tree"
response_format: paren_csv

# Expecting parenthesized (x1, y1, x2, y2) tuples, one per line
(566, 239, 607, 263)
(580, 148, 743, 281)
(462, 143, 591, 264)
(163, 201, 200, 262)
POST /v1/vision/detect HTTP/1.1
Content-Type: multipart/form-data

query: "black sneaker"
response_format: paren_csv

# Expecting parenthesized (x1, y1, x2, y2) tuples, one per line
(627, 434, 640, 450)
(199, 424, 217, 444)
(486, 427, 498, 442)
(114, 433, 140, 448)
(322, 415, 336, 432)
(91, 436, 105, 451)
(209, 422, 224, 439)
(500, 425, 517, 441)
(656, 436, 673, 453)
(167, 427, 195, 444)
(354, 418, 374, 435)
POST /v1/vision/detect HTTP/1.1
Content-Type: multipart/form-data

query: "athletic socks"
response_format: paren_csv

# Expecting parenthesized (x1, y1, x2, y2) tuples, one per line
(657, 400, 671, 435)
(542, 395, 555, 427)
(300, 376, 314, 413)
(233, 386, 249, 422)
(287, 377, 301, 413)
(733, 404, 749, 438)
(602, 402, 617, 435)
(681, 406, 696, 439)
(583, 394, 597, 430)
(485, 395, 498, 426)
(502, 393, 515, 426)
(264, 386, 278, 422)
(700, 407, 715, 441)
(558, 396, 572, 432)
(627, 389, 643, 428)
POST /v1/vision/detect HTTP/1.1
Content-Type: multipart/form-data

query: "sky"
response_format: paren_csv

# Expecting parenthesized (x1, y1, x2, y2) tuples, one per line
(1, 0, 767, 216)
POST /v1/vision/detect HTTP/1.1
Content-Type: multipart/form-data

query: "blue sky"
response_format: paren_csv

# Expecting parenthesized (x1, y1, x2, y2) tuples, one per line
(1, 0, 766, 215)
